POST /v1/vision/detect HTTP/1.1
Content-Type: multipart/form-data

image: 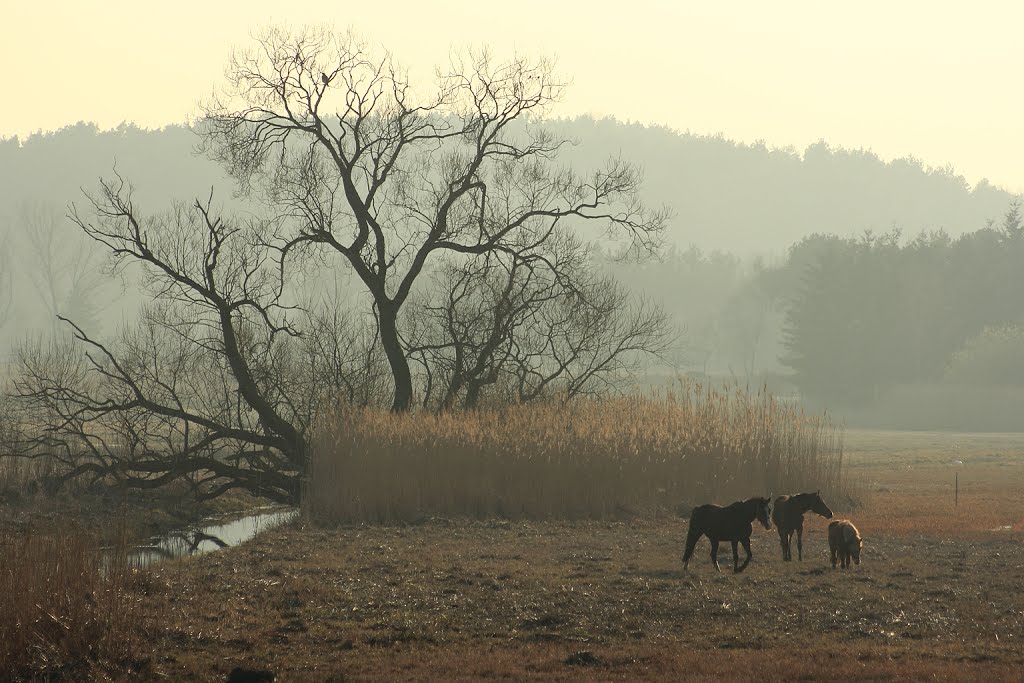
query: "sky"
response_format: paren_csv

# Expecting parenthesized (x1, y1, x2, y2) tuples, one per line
(3, 1, 1023, 192)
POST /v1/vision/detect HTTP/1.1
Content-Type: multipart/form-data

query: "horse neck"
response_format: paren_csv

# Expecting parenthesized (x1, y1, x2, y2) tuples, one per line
(741, 499, 761, 522)
(792, 494, 815, 513)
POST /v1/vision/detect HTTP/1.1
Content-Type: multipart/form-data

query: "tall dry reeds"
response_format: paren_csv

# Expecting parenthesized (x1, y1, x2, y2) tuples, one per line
(0, 525, 142, 680)
(309, 382, 846, 523)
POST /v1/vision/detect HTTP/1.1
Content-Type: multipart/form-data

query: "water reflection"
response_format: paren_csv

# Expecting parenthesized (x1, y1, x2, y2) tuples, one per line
(119, 508, 298, 569)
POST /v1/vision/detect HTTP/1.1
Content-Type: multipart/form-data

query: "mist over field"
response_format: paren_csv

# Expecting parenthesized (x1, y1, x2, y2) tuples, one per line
(0, 119, 1020, 429)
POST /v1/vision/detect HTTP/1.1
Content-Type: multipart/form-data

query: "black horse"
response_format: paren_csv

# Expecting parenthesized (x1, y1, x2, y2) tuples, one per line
(682, 496, 772, 573)
(772, 491, 833, 561)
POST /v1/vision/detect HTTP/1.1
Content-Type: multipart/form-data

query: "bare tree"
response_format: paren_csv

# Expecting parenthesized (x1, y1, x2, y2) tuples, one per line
(19, 201, 109, 332)
(200, 26, 668, 411)
(8, 27, 672, 501)
(404, 226, 671, 409)
(10, 181, 356, 503)
(509, 273, 672, 402)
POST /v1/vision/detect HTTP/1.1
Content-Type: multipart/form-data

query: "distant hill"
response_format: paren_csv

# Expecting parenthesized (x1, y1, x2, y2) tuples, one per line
(0, 118, 1015, 254)
(0, 118, 1016, 363)
(547, 117, 1014, 254)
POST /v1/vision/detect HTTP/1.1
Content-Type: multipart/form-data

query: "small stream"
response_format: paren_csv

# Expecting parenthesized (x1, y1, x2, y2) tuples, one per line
(117, 507, 299, 569)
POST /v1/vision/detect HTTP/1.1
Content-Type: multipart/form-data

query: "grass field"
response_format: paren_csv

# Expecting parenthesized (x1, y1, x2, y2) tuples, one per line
(110, 429, 1024, 682)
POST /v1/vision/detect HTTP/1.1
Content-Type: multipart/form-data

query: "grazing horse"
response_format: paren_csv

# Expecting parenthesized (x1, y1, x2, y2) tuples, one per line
(772, 491, 833, 561)
(829, 520, 862, 568)
(682, 496, 772, 573)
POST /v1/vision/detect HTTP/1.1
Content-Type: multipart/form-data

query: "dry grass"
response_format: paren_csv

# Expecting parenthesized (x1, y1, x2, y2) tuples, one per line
(845, 429, 1024, 535)
(0, 525, 148, 681)
(131, 514, 1024, 681)
(2, 428, 1019, 681)
(310, 384, 846, 523)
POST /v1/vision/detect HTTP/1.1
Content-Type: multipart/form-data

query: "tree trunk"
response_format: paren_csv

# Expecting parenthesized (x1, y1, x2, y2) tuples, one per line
(378, 304, 414, 412)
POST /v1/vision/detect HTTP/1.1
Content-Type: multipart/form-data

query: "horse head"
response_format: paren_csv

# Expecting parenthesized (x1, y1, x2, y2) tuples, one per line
(757, 495, 772, 530)
(848, 528, 863, 565)
(810, 490, 834, 519)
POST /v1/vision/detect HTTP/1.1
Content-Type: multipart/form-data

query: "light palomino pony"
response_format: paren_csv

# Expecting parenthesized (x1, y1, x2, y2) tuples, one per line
(828, 519, 863, 569)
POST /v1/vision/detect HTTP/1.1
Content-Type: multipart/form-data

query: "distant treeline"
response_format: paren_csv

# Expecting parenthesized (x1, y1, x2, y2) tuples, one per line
(606, 205, 1024, 425)
(774, 206, 1024, 412)
(0, 117, 1014, 254)
(1, 120, 1021, 429)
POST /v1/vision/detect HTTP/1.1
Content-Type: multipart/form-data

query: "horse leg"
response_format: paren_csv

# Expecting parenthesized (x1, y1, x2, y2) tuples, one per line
(737, 537, 753, 573)
(777, 527, 787, 560)
(796, 524, 804, 562)
(784, 529, 793, 561)
(731, 540, 740, 572)
(830, 546, 838, 568)
(710, 539, 721, 572)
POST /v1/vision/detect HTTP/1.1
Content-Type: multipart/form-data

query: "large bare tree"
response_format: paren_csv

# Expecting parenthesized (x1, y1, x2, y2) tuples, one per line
(201, 27, 667, 411)
(8, 27, 671, 502)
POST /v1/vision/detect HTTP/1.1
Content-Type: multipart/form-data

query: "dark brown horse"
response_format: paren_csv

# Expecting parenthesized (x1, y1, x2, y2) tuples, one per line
(772, 491, 833, 561)
(682, 496, 772, 573)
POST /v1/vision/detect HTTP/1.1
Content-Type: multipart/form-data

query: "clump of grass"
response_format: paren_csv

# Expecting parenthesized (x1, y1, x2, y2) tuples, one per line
(309, 382, 845, 523)
(0, 525, 144, 680)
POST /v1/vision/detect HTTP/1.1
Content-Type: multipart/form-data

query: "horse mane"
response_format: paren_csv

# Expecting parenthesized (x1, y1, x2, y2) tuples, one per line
(732, 497, 765, 509)
(788, 492, 822, 509)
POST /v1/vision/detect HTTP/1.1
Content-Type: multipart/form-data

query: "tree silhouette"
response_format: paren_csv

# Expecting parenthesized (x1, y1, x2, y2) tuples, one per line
(200, 27, 667, 411)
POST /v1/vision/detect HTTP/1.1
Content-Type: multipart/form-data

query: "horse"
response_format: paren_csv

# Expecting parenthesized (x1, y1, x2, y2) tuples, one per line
(828, 519, 862, 569)
(772, 491, 833, 561)
(682, 496, 772, 573)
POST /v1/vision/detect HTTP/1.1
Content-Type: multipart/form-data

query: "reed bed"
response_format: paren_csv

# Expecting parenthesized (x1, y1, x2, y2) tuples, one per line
(309, 382, 846, 524)
(0, 525, 143, 681)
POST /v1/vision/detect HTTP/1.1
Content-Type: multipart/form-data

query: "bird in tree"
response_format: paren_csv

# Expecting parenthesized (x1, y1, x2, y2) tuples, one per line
(321, 72, 330, 86)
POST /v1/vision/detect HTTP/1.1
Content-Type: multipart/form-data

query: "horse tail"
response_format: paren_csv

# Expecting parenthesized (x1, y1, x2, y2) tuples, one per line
(682, 509, 704, 568)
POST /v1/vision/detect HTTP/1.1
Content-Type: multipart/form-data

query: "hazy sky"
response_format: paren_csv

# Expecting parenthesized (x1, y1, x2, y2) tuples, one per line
(4, 1, 1023, 192)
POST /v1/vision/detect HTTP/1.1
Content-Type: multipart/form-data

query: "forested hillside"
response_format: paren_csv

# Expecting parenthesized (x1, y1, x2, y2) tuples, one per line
(1, 117, 1013, 253)
(1, 119, 1019, 429)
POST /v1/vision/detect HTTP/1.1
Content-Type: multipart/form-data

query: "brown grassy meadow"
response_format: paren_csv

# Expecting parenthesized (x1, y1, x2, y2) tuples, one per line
(5, 397, 1024, 681)
(110, 427, 1024, 682)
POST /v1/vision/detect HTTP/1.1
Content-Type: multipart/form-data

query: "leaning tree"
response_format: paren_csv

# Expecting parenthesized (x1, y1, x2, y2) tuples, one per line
(201, 26, 668, 411)
(12, 186, 337, 503)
